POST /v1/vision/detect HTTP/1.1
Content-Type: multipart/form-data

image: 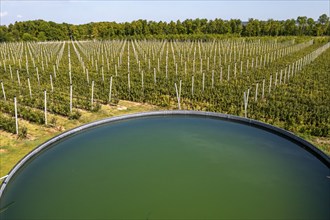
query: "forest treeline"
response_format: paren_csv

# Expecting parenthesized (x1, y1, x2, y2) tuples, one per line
(0, 14, 329, 42)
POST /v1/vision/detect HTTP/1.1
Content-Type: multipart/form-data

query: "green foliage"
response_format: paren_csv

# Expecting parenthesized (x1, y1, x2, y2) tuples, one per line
(90, 103, 101, 112)
(68, 110, 81, 120)
(0, 14, 329, 43)
(0, 114, 16, 134)
(0, 100, 45, 124)
(0, 36, 329, 142)
(22, 33, 37, 41)
(49, 117, 57, 127)
(18, 126, 28, 139)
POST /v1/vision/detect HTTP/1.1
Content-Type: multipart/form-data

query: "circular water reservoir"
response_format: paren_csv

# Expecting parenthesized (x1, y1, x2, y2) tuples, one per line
(0, 111, 329, 219)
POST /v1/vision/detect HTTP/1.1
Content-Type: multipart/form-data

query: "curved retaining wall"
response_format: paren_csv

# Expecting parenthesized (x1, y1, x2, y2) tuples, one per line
(1, 110, 329, 198)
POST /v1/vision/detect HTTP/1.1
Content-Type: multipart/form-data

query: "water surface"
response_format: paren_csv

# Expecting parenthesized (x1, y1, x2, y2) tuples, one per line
(1, 116, 329, 219)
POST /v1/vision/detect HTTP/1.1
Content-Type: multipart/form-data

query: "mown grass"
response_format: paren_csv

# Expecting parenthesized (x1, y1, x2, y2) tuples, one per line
(0, 100, 161, 179)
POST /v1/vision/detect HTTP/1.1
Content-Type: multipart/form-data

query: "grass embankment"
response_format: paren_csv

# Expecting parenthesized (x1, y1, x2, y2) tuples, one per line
(0, 101, 161, 178)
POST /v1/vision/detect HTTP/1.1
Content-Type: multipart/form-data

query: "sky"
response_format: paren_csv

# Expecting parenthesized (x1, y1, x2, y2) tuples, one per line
(0, 0, 329, 26)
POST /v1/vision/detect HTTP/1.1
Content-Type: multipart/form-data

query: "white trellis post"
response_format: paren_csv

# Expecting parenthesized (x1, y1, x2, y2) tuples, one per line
(128, 73, 131, 91)
(220, 66, 223, 82)
(234, 63, 237, 78)
(184, 62, 187, 75)
(14, 96, 18, 135)
(36, 67, 40, 85)
(246, 59, 249, 74)
(28, 77, 32, 98)
(262, 79, 265, 99)
(69, 70, 72, 85)
(275, 71, 278, 87)
(16, 70, 21, 87)
(141, 71, 144, 89)
(244, 89, 250, 118)
(86, 68, 89, 84)
(1, 81, 6, 101)
(70, 84, 73, 113)
(91, 80, 94, 110)
(255, 83, 258, 102)
(53, 65, 56, 78)
(202, 72, 205, 92)
(175, 81, 181, 110)
(212, 70, 214, 89)
(50, 74, 54, 92)
(154, 68, 157, 84)
(108, 77, 113, 103)
(175, 63, 178, 76)
(44, 90, 47, 125)
(9, 65, 13, 80)
(166, 56, 168, 79)
(191, 75, 194, 96)
(102, 66, 104, 82)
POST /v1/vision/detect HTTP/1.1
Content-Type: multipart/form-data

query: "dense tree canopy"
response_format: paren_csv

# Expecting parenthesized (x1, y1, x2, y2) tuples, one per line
(0, 14, 329, 42)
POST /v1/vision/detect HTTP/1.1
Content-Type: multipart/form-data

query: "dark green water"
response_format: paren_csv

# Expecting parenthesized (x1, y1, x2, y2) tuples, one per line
(1, 116, 329, 219)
